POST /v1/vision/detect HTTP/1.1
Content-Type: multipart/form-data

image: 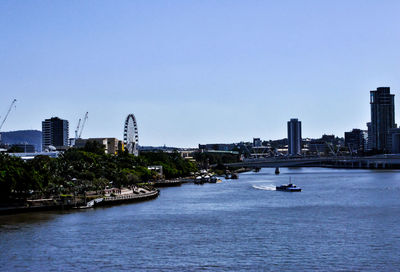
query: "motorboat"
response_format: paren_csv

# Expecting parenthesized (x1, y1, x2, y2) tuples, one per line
(276, 178, 301, 192)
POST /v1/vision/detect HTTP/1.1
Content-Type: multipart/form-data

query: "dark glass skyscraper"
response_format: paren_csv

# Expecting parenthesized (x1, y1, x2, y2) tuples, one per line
(368, 87, 396, 152)
(42, 117, 69, 149)
(288, 118, 302, 155)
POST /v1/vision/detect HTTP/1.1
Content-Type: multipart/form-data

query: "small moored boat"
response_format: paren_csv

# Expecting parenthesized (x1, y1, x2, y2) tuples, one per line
(194, 176, 205, 185)
(209, 176, 218, 183)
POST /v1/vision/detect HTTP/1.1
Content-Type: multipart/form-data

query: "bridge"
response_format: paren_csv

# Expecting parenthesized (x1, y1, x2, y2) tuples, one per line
(225, 155, 400, 169)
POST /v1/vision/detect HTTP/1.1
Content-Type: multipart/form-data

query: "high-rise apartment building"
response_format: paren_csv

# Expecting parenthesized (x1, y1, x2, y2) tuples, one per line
(288, 118, 302, 155)
(368, 87, 396, 152)
(42, 117, 69, 150)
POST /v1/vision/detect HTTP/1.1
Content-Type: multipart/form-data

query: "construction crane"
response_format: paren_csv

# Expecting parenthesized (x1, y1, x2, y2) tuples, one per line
(0, 99, 17, 143)
(78, 112, 88, 138)
(74, 118, 82, 140)
(0, 99, 17, 131)
(70, 118, 82, 146)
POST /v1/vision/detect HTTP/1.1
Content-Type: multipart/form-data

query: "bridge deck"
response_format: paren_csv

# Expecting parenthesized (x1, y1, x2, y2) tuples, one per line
(225, 155, 400, 169)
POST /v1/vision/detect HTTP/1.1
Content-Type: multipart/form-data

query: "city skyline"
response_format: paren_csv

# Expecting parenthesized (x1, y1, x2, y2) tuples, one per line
(2, 85, 397, 148)
(1, 1, 400, 147)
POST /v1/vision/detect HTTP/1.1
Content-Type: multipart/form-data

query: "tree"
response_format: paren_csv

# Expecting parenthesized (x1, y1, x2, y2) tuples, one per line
(81, 141, 105, 155)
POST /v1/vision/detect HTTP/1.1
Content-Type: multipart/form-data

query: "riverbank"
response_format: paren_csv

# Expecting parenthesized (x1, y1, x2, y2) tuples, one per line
(0, 202, 74, 215)
(91, 189, 159, 208)
(0, 187, 159, 215)
(0, 172, 241, 215)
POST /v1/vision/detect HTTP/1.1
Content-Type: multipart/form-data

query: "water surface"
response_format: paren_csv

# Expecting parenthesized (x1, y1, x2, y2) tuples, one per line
(1, 168, 400, 271)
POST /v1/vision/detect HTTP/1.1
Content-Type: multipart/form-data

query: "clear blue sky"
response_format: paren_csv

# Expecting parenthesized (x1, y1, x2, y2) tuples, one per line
(1, 0, 399, 147)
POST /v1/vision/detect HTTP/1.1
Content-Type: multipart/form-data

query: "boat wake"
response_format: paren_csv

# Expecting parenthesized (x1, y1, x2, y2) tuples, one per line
(252, 185, 276, 191)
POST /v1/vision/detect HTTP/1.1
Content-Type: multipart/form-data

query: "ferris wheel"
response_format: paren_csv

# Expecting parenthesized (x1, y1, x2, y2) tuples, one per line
(123, 114, 139, 156)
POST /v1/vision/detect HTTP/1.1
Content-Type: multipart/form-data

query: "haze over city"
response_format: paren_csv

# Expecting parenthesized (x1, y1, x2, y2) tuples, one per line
(1, 1, 400, 147)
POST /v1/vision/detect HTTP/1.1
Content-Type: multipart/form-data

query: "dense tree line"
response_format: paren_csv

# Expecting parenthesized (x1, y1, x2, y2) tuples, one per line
(0, 142, 197, 203)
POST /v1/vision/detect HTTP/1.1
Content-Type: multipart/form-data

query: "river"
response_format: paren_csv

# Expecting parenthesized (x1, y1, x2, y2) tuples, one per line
(1, 168, 400, 271)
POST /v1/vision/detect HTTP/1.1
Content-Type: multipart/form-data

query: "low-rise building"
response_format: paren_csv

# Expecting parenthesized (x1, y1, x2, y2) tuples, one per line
(388, 128, 400, 154)
(345, 129, 367, 154)
(10, 144, 35, 153)
(75, 138, 124, 154)
(198, 143, 236, 151)
(307, 140, 329, 155)
(253, 138, 262, 147)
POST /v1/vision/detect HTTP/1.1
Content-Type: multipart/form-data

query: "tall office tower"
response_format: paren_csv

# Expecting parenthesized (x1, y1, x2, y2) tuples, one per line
(42, 117, 69, 150)
(288, 118, 302, 155)
(368, 87, 396, 152)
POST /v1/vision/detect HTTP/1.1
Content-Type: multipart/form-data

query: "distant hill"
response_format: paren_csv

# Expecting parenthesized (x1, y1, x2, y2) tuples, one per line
(0, 130, 42, 152)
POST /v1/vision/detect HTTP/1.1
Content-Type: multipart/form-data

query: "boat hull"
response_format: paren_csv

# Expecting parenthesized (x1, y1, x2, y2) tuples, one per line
(276, 187, 301, 192)
(276, 184, 302, 192)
